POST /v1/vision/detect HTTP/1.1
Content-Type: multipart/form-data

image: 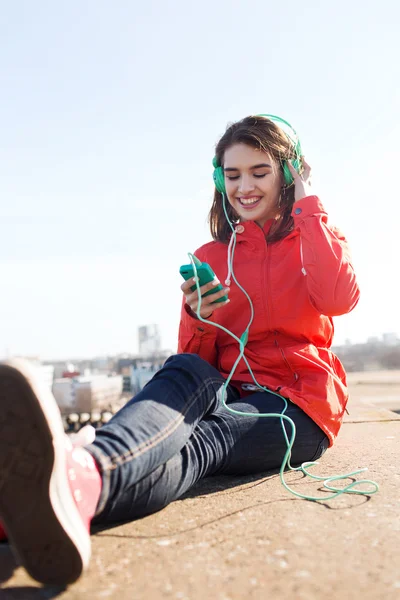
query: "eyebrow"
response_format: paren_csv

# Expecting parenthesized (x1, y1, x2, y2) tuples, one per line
(223, 163, 272, 172)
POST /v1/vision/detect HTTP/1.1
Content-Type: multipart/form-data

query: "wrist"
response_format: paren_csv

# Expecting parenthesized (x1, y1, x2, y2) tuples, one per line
(186, 304, 213, 320)
(202, 311, 213, 319)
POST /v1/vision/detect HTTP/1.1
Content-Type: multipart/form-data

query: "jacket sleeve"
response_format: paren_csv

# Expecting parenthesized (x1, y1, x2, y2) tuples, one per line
(292, 196, 360, 316)
(177, 249, 219, 368)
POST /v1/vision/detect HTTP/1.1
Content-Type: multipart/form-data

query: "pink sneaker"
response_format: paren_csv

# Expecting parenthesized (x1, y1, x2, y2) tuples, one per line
(0, 359, 102, 585)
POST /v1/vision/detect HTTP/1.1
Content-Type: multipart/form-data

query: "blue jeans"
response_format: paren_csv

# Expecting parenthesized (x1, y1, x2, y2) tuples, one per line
(87, 354, 328, 525)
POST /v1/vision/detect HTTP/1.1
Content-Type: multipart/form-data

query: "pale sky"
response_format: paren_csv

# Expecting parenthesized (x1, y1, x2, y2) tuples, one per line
(1, 0, 399, 360)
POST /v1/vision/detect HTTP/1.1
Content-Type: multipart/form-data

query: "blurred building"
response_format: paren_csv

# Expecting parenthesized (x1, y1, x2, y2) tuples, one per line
(333, 332, 400, 371)
(52, 374, 123, 415)
(11, 356, 54, 389)
(38, 364, 55, 389)
(382, 332, 398, 347)
(138, 324, 161, 358)
(130, 364, 159, 394)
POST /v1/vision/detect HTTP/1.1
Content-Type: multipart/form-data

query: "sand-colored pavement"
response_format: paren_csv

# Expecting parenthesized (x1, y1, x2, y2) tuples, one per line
(1, 373, 399, 599)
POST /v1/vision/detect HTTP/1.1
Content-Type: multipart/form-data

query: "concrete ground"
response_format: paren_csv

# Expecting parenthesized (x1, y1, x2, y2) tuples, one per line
(1, 372, 399, 599)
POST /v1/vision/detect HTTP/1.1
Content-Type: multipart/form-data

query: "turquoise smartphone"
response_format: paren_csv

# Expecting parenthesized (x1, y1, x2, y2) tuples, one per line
(179, 261, 228, 304)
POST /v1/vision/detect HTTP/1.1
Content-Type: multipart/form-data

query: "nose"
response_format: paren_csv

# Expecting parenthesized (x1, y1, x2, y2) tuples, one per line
(238, 174, 255, 195)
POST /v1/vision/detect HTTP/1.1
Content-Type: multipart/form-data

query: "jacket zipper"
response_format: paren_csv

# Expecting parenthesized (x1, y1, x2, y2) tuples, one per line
(274, 334, 299, 386)
(262, 239, 271, 331)
(264, 237, 298, 388)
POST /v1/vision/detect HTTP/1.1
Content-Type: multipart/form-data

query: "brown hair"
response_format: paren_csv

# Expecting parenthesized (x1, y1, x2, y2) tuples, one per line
(209, 115, 301, 244)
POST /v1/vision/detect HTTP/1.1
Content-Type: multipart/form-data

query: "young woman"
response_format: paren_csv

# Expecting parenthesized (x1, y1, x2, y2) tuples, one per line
(0, 115, 359, 585)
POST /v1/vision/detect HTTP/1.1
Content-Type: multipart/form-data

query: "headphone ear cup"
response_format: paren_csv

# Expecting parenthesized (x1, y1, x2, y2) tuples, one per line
(213, 166, 226, 194)
(282, 158, 301, 186)
(282, 161, 293, 186)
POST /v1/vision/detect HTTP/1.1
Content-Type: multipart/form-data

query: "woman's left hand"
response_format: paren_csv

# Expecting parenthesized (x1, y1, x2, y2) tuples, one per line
(287, 156, 313, 202)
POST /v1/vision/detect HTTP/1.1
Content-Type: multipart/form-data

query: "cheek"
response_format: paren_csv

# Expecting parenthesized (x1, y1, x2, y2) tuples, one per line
(224, 180, 237, 203)
(262, 176, 281, 197)
(272, 171, 284, 193)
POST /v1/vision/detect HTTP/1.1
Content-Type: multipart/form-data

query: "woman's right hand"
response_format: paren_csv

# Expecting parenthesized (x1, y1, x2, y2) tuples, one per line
(181, 278, 230, 319)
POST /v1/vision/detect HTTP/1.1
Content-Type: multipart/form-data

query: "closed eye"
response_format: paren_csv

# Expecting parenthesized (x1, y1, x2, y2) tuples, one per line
(226, 173, 267, 181)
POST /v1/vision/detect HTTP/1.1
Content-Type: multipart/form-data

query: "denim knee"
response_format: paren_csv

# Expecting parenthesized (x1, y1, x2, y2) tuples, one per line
(163, 353, 216, 373)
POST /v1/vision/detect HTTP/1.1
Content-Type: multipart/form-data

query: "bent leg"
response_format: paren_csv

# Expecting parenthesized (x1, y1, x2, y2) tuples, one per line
(86, 353, 238, 516)
(94, 391, 328, 525)
(219, 392, 329, 475)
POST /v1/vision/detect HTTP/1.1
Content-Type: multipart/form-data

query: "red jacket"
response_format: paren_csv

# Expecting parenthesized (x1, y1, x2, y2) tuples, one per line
(177, 196, 360, 446)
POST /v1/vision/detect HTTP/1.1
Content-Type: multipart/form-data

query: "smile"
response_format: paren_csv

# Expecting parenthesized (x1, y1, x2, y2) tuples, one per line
(238, 197, 262, 207)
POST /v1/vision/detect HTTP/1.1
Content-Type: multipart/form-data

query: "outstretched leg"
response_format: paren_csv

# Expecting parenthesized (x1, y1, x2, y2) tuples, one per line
(0, 360, 102, 584)
(86, 353, 233, 516)
(0, 354, 233, 584)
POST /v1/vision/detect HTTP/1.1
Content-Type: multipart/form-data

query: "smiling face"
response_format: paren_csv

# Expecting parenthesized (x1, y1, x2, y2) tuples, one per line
(223, 143, 283, 228)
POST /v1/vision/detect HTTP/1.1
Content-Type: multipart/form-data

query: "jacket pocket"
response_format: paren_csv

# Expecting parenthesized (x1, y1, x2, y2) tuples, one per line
(274, 334, 299, 387)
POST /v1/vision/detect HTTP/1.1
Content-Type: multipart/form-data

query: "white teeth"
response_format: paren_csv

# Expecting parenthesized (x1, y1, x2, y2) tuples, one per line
(240, 197, 260, 205)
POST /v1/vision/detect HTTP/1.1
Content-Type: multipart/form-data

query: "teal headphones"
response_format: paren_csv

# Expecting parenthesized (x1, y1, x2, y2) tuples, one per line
(212, 114, 302, 194)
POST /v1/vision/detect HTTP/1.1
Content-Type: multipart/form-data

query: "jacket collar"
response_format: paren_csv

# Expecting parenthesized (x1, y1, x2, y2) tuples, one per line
(232, 218, 298, 243)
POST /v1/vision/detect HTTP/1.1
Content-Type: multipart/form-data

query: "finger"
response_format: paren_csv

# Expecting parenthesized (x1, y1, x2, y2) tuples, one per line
(180, 275, 212, 294)
(301, 155, 310, 167)
(189, 286, 230, 310)
(185, 281, 222, 299)
(301, 156, 312, 177)
(208, 286, 230, 303)
(181, 276, 221, 294)
(197, 278, 223, 295)
(181, 278, 197, 293)
(192, 286, 230, 307)
(191, 296, 230, 318)
(286, 160, 299, 178)
(211, 298, 230, 311)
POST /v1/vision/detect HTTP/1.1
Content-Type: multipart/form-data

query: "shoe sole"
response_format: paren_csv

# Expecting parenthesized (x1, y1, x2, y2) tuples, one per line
(0, 362, 91, 585)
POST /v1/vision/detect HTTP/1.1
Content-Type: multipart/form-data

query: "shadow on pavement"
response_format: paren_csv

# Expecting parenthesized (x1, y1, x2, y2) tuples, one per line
(0, 586, 66, 599)
(0, 544, 66, 598)
(92, 468, 372, 540)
